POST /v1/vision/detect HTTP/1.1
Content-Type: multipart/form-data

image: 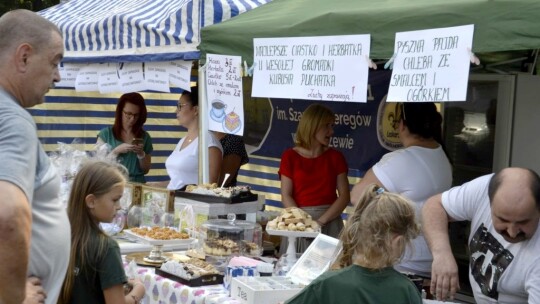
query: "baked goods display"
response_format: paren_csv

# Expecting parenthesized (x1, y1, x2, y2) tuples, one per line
(128, 226, 189, 240)
(178, 184, 258, 204)
(157, 258, 224, 286)
(204, 238, 240, 256)
(185, 183, 218, 192)
(241, 240, 262, 256)
(201, 216, 263, 257)
(185, 183, 252, 198)
(266, 207, 321, 232)
(186, 248, 206, 260)
(160, 259, 220, 279)
(203, 239, 262, 256)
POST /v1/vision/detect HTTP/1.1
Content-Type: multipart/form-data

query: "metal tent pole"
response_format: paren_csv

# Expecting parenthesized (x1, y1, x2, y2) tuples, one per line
(198, 62, 209, 184)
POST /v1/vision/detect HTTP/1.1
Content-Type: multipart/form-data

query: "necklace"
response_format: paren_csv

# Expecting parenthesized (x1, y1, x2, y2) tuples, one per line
(184, 130, 198, 145)
(185, 135, 197, 143)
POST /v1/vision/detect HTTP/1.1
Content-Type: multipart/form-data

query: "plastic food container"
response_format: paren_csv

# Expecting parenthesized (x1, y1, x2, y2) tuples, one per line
(202, 214, 263, 257)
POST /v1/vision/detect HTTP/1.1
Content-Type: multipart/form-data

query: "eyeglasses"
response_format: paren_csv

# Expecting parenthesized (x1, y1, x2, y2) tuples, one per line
(122, 111, 140, 119)
(176, 103, 190, 111)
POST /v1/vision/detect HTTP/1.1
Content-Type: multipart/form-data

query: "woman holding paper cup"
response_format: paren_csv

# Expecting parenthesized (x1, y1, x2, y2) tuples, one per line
(278, 103, 350, 253)
(350, 102, 452, 277)
(97, 92, 153, 183)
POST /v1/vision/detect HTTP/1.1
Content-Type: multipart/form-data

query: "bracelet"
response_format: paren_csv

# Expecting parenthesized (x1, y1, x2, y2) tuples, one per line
(131, 294, 141, 304)
(136, 151, 146, 160)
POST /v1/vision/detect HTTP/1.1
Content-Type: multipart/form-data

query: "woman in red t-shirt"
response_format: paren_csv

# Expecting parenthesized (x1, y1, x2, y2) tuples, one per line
(279, 103, 350, 252)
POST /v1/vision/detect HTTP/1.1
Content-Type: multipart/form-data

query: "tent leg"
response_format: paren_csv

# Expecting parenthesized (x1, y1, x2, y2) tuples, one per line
(199, 63, 210, 184)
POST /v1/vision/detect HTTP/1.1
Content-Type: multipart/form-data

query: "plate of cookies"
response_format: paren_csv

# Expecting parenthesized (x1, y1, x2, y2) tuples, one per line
(156, 258, 224, 286)
(265, 207, 321, 238)
(124, 226, 195, 246)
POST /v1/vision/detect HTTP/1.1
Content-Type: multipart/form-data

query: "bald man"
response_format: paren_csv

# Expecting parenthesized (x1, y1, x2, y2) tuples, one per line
(0, 10, 70, 304)
(423, 168, 540, 303)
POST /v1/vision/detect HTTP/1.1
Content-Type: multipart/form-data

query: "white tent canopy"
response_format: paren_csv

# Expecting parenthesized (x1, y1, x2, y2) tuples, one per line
(39, 0, 270, 63)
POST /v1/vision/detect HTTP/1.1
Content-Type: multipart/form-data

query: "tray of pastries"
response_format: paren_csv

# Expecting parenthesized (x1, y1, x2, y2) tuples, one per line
(203, 239, 262, 257)
(175, 184, 258, 204)
(266, 207, 321, 237)
(201, 216, 263, 257)
(156, 259, 224, 286)
(123, 227, 194, 246)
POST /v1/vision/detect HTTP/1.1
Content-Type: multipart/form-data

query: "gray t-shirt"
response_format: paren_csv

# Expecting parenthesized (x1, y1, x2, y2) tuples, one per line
(0, 89, 70, 304)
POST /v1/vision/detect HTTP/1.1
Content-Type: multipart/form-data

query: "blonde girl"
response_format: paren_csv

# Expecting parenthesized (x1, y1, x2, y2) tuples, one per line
(286, 184, 422, 304)
(59, 161, 145, 304)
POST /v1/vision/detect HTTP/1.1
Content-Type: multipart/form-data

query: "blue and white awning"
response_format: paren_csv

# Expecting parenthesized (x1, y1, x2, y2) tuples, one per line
(39, 0, 270, 63)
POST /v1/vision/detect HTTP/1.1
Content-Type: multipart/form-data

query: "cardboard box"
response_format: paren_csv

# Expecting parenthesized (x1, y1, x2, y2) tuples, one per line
(230, 276, 303, 304)
(231, 234, 342, 304)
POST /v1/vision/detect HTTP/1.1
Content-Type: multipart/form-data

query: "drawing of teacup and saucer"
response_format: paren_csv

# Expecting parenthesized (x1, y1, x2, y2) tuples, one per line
(210, 99, 242, 134)
(210, 100, 227, 122)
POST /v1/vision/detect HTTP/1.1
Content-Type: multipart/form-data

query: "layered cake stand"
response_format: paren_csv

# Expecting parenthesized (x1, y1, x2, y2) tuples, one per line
(123, 229, 195, 263)
(266, 229, 319, 264)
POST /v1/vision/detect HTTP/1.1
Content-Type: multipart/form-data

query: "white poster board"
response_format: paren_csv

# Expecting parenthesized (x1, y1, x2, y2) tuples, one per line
(75, 65, 99, 92)
(98, 63, 121, 94)
(168, 60, 193, 92)
(253, 35, 371, 102)
(118, 62, 146, 93)
(57, 63, 84, 88)
(205, 54, 244, 135)
(58, 61, 192, 93)
(387, 24, 474, 102)
(145, 62, 170, 93)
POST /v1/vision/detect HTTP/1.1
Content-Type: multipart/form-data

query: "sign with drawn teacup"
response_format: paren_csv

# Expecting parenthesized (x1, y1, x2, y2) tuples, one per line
(205, 54, 244, 135)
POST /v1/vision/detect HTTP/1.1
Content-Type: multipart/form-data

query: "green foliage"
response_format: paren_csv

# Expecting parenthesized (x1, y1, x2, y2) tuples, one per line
(0, 0, 60, 16)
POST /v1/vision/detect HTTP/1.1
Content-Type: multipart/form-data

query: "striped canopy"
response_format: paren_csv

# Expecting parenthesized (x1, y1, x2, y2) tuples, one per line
(39, 0, 270, 63)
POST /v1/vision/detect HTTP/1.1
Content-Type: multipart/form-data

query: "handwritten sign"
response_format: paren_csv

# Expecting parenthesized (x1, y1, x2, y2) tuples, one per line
(252, 35, 371, 102)
(205, 54, 244, 135)
(145, 62, 170, 92)
(57, 63, 84, 88)
(387, 24, 474, 102)
(118, 62, 146, 93)
(75, 65, 98, 92)
(98, 63, 120, 94)
(168, 60, 192, 92)
(61, 61, 191, 92)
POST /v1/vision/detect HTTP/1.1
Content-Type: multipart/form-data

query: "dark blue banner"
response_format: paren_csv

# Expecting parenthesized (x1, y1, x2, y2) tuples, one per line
(247, 70, 394, 177)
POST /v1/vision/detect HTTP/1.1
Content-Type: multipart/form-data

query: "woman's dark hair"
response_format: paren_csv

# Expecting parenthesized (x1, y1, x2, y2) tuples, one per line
(112, 92, 148, 139)
(402, 102, 443, 144)
(182, 86, 199, 106)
